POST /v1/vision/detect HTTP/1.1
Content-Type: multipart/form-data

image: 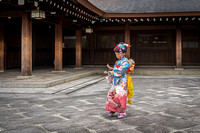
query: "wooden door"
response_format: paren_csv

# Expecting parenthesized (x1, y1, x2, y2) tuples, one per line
(182, 29, 200, 66)
(94, 31, 124, 65)
(134, 31, 175, 66)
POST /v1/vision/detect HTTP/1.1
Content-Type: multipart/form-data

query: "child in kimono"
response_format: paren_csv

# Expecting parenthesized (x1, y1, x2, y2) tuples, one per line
(105, 42, 131, 118)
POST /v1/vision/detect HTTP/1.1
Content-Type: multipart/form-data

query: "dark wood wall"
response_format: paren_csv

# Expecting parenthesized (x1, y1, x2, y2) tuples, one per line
(94, 31, 124, 65)
(64, 27, 200, 66)
(2, 20, 200, 70)
(86, 28, 177, 66)
(82, 34, 92, 65)
(33, 20, 55, 68)
(63, 32, 96, 66)
(63, 29, 76, 66)
(131, 30, 176, 66)
(3, 18, 55, 70)
(4, 18, 21, 69)
(182, 29, 200, 66)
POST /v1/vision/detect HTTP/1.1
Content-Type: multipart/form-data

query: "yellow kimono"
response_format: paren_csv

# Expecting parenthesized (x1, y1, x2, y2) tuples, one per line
(127, 59, 135, 105)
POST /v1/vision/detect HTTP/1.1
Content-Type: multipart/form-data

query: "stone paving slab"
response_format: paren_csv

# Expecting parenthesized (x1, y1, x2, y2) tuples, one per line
(0, 127, 46, 133)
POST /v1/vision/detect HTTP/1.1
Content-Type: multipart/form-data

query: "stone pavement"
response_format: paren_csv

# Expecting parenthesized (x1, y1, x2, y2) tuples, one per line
(0, 75, 200, 133)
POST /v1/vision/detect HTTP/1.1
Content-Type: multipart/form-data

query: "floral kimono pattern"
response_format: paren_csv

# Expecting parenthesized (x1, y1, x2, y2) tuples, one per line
(105, 58, 129, 113)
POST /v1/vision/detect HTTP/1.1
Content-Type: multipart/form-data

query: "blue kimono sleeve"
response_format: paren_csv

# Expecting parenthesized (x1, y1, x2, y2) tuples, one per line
(109, 61, 129, 78)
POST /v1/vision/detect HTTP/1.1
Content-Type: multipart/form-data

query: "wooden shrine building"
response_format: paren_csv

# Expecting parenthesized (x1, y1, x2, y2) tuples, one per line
(0, 0, 200, 76)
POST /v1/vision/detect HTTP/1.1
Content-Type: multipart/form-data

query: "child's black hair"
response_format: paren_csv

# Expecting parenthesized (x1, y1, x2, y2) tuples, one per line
(114, 42, 128, 53)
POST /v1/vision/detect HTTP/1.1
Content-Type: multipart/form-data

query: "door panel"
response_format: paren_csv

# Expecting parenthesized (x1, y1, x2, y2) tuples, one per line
(134, 31, 175, 66)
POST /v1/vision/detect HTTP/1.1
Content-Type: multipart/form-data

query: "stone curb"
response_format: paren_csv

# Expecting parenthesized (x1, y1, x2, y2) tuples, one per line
(132, 70, 200, 76)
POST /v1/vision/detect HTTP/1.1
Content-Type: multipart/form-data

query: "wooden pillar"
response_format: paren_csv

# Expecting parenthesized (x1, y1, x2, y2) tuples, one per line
(0, 24, 5, 72)
(176, 25, 182, 68)
(21, 13, 32, 76)
(54, 19, 63, 71)
(125, 22, 130, 58)
(76, 24, 82, 68)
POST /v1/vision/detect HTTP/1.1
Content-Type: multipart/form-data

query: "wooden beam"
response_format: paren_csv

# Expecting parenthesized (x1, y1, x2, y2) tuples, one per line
(130, 26, 176, 30)
(54, 19, 63, 71)
(0, 11, 22, 17)
(125, 22, 130, 58)
(76, 0, 105, 16)
(21, 13, 32, 76)
(76, 24, 82, 68)
(176, 25, 182, 68)
(96, 26, 176, 31)
(103, 11, 200, 18)
(0, 24, 5, 72)
(95, 26, 124, 31)
(182, 25, 200, 29)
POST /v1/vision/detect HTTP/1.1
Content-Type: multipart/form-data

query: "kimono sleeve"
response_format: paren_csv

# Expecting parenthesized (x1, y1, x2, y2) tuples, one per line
(111, 60, 129, 78)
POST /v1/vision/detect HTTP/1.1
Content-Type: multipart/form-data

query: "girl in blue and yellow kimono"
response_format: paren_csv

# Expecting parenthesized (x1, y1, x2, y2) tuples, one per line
(105, 42, 134, 118)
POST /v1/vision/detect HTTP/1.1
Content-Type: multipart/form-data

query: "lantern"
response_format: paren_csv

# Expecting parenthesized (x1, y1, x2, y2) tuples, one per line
(85, 26, 93, 34)
(31, 7, 45, 19)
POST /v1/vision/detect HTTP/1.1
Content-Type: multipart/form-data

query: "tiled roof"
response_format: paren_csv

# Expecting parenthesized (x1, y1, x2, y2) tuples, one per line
(88, 0, 200, 13)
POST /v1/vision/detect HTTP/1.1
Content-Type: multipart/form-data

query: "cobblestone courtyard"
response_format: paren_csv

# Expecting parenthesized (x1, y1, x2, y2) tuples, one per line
(0, 76, 200, 133)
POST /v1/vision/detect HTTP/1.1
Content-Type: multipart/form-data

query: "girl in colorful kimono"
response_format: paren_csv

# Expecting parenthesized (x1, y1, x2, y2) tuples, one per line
(105, 42, 131, 118)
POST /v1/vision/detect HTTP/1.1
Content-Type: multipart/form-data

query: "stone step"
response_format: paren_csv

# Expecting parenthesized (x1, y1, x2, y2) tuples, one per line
(0, 71, 98, 88)
(54, 76, 105, 95)
(0, 75, 105, 94)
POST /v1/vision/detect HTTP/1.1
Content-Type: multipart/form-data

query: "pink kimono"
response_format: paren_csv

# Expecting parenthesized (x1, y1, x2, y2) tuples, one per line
(105, 57, 129, 113)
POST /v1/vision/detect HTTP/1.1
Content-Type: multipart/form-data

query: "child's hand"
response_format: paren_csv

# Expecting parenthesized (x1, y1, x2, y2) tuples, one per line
(104, 71, 108, 76)
(106, 64, 110, 68)
(106, 64, 113, 70)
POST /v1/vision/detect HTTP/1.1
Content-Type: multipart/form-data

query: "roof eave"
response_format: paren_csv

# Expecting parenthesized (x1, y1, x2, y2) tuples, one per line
(76, 0, 105, 16)
(77, 0, 200, 18)
(103, 11, 200, 18)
